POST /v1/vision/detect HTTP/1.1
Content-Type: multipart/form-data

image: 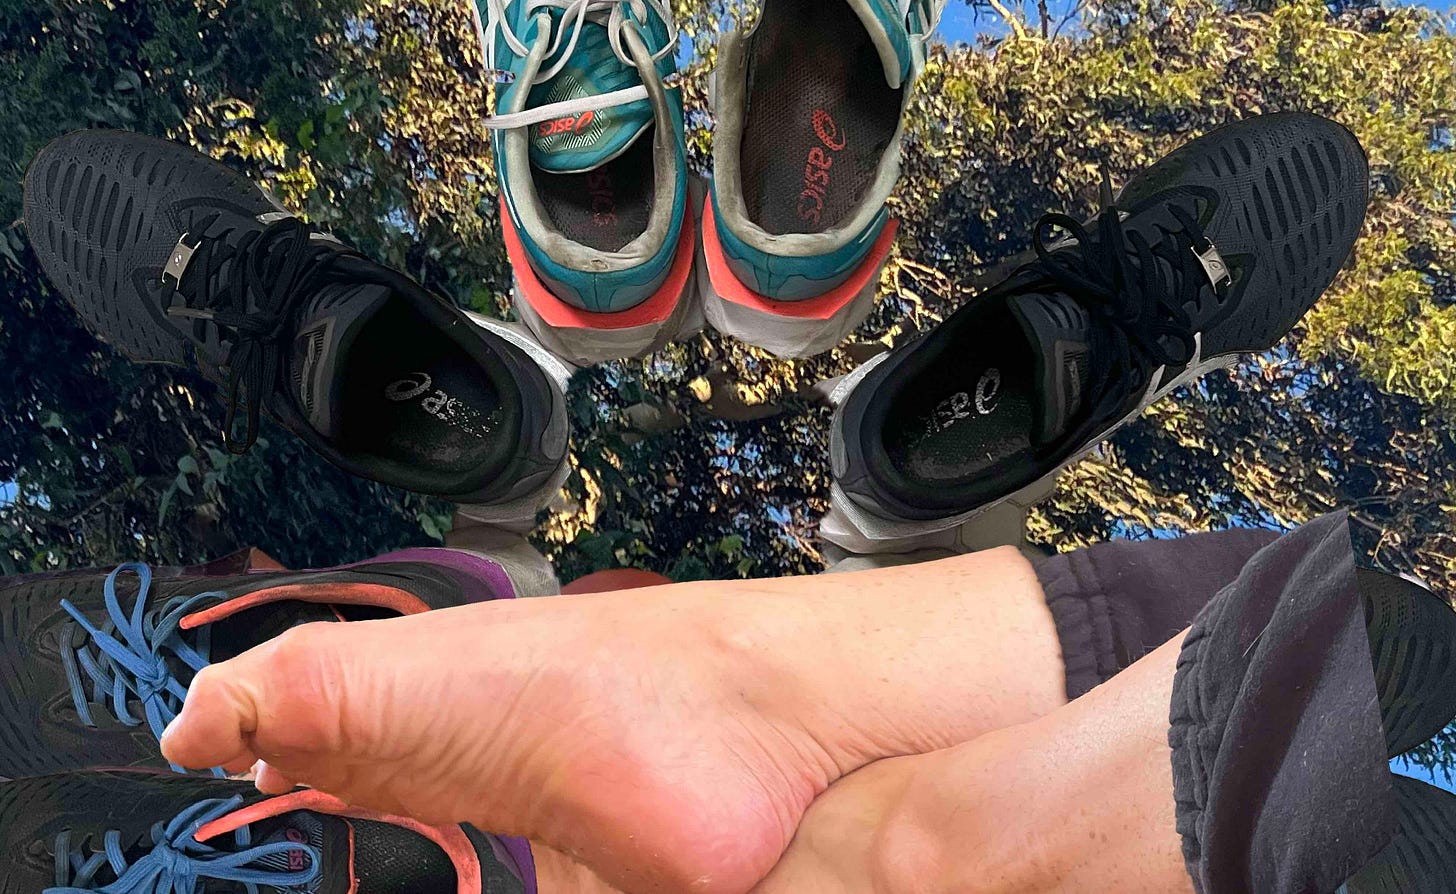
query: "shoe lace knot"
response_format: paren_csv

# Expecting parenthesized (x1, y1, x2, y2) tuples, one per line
(60, 563, 222, 773)
(1027, 175, 1230, 427)
(45, 796, 321, 894)
(164, 215, 342, 453)
(475, 0, 679, 129)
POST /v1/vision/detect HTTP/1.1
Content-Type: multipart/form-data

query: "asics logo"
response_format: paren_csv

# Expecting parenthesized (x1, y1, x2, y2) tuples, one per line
(285, 828, 308, 872)
(975, 368, 1002, 415)
(537, 111, 595, 138)
(812, 109, 847, 151)
(385, 372, 496, 438)
(385, 373, 433, 402)
(797, 110, 846, 225)
(926, 370, 1001, 435)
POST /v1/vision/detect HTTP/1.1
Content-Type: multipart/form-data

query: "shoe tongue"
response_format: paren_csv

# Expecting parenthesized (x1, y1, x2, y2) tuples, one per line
(1007, 292, 1093, 445)
(249, 811, 340, 894)
(527, 13, 654, 174)
(288, 282, 393, 440)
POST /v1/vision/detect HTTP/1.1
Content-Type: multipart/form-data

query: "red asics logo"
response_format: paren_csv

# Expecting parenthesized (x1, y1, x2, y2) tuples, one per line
(797, 110, 846, 225)
(813, 109, 846, 151)
(285, 828, 308, 872)
(538, 111, 595, 138)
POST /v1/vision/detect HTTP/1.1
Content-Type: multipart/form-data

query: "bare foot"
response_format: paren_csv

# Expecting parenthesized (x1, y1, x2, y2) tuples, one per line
(161, 549, 1065, 894)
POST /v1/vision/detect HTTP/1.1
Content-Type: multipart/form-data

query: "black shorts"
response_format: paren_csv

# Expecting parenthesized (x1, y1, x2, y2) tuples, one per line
(1035, 514, 1399, 894)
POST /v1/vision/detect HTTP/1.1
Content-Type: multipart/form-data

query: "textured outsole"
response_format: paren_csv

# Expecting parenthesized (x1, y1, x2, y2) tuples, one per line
(1343, 776, 1456, 893)
(1358, 568, 1456, 758)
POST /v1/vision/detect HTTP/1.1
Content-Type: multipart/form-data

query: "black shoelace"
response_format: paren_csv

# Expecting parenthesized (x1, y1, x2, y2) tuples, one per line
(165, 216, 344, 453)
(1028, 189, 1224, 440)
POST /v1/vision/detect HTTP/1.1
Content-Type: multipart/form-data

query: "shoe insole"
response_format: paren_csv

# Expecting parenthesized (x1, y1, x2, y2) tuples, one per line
(739, 0, 903, 235)
(532, 125, 656, 252)
(339, 302, 505, 475)
(883, 313, 1035, 484)
(207, 601, 341, 663)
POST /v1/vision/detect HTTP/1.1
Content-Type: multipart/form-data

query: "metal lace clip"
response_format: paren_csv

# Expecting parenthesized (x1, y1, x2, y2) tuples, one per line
(1194, 241, 1233, 289)
(161, 233, 200, 289)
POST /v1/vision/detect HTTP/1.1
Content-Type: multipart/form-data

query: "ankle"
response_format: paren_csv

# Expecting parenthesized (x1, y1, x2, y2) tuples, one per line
(872, 729, 1071, 894)
(705, 549, 1064, 776)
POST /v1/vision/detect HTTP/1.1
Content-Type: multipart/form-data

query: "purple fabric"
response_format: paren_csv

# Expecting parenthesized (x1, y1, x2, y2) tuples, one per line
(346, 547, 519, 603)
(487, 835, 538, 894)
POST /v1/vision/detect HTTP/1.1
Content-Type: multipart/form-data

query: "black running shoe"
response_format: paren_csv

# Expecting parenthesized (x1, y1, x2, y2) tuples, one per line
(1359, 568, 1456, 759)
(0, 549, 517, 779)
(0, 770, 529, 894)
(22, 129, 566, 504)
(1342, 572, 1456, 892)
(825, 111, 1369, 552)
(1342, 775, 1456, 893)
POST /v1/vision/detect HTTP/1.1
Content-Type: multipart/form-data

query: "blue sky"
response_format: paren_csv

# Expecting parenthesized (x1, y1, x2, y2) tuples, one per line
(933, 0, 1456, 45)
(1394, 756, 1456, 793)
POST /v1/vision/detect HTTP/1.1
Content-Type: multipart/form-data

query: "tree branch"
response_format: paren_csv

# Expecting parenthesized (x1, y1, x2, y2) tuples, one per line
(985, 0, 1030, 38)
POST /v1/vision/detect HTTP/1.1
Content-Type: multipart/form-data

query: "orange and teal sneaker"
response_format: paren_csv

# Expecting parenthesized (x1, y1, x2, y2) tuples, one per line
(474, 0, 696, 364)
(701, 0, 945, 357)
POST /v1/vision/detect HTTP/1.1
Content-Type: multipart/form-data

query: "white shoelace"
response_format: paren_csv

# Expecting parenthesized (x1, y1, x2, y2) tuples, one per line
(473, 0, 678, 131)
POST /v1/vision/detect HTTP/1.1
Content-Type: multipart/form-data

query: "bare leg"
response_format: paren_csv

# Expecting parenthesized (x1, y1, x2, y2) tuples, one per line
(161, 547, 1065, 894)
(750, 631, 1194, 894)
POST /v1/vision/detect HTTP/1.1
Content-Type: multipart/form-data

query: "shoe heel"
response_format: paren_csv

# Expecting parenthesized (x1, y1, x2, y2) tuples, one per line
(698, 196, 896, 359)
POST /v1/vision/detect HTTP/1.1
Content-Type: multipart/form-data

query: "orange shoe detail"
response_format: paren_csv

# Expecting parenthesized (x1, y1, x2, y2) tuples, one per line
(197, 790, 483, 894)
(501, 196, 695, 330)
(700, 197, 897, 320)
(179, 583, 432, 631)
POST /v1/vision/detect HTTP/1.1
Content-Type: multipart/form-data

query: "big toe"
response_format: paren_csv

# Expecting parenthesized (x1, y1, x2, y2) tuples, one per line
(163, 621, 357, 773)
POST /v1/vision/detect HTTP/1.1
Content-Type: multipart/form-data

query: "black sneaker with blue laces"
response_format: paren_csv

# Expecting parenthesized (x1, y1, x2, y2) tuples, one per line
(825, 111, 1370, 552)
(22, 129, 566, 504)
(0, 769, 529, 894)
(0, 553, 512, 779)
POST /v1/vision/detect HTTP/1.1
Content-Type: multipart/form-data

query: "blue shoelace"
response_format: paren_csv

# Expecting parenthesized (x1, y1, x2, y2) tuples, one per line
(60, 563, 224, 773)
(45, 795, 321, 894)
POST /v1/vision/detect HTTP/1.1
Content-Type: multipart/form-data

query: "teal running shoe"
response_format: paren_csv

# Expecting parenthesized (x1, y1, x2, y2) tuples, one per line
(701, 0, 946, 358)
(473, 0, 696, 364)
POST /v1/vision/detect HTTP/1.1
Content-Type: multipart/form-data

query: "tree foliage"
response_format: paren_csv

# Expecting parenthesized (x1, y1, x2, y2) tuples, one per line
(2, 1, 1454, 617)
